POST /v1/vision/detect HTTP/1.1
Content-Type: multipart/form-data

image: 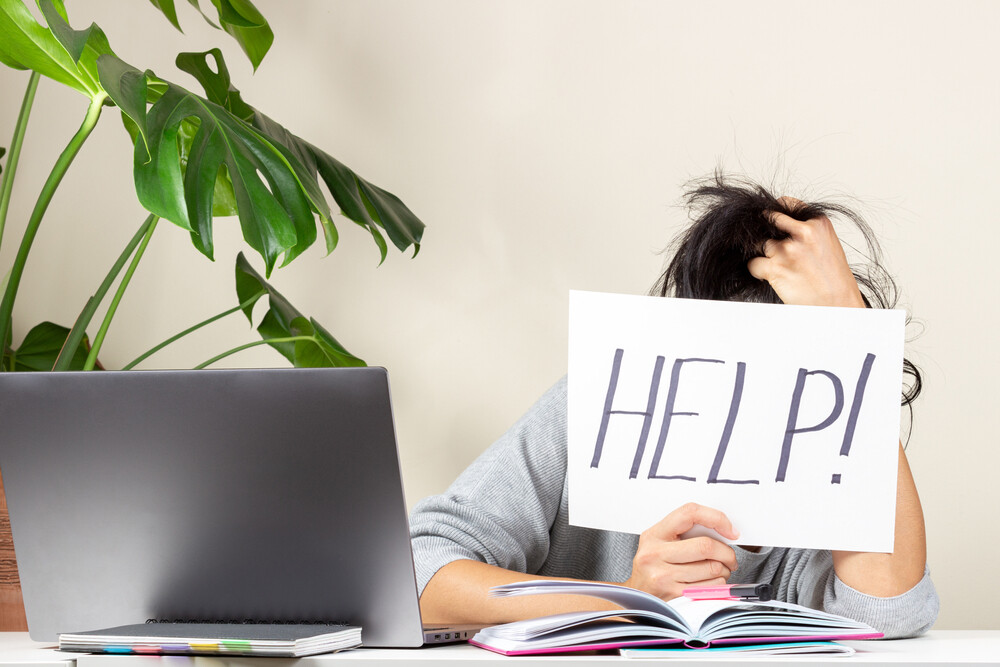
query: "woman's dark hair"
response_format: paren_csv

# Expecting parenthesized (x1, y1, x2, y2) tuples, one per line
(651, 171, 921, 409)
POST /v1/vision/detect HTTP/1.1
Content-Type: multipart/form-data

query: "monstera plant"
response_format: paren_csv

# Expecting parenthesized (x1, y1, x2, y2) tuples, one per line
(0, 0, 425, 627)
(0, 0, 424, 372)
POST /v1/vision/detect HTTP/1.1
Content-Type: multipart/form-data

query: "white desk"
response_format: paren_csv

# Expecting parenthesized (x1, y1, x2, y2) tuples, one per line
(0, 635, 74, 667)
(1, 632, 998, 666)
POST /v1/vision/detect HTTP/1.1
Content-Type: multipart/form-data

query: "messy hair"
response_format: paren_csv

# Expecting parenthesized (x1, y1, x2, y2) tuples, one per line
(652, 171, 922, 408)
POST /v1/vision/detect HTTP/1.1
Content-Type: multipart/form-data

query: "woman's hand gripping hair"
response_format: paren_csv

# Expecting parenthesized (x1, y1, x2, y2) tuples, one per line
(747, 196, 867, 309)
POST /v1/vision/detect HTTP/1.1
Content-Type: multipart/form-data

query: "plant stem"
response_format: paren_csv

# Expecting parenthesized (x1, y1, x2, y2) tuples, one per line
(0, 72, 41, 256)
(195, 335, 313, 369)
(83, 217, 159, 370)
(0, 92, 107, 360)
(122, 290, 266, 370)
(53, 213, 158, 371)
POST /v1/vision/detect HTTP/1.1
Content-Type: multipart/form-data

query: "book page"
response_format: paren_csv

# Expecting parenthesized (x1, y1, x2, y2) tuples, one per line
(491, 580, 684, 624)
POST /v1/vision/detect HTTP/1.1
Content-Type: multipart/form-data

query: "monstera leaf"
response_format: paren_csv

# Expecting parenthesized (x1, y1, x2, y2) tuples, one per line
(97, 48, 424, 276)
(2, 321, 92, 371)
(99, 54, 306, 275)
(148, 0, 273, 71)
(176, 49, 424, 262)
(0, 0, 114, 100)
(234, 252, 365, 367)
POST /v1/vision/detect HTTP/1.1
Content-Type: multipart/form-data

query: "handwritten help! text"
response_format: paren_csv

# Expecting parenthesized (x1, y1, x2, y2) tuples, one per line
(589, 348, 876, 486)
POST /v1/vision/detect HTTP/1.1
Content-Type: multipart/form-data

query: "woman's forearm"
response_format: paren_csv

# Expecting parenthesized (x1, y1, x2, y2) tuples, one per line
(419, 559, 619, 625)
(421, 444, 928, 623)
(831, 443, 927, 596)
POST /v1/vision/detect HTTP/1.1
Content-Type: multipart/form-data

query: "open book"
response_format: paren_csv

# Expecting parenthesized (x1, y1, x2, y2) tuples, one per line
(470, 580, 881, 655)
(58, 623, 361, 657)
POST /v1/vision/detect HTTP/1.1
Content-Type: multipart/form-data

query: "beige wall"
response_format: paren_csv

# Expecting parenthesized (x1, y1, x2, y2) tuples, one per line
(0, 0, 996, 630)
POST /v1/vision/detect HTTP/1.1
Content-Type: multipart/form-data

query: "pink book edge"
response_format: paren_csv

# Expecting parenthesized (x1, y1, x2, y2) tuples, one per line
(469, 632, 884, 656)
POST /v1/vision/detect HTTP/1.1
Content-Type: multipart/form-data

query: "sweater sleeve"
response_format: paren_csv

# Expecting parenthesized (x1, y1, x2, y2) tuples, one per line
(408, 378, 569, 596)
(776, 548, 939, 639)
(823, 566, 939, 638)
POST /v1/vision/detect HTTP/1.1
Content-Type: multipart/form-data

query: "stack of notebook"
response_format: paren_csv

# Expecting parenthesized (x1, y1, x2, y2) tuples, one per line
(58, 623, 362, 657)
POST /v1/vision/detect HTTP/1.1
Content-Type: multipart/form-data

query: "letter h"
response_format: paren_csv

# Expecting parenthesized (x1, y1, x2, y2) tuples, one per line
(590, 348, 664, 478)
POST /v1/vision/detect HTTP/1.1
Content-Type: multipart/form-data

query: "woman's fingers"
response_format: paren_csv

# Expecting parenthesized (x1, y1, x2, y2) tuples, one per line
(747, 199, 865, 308)
(653, 536, 739, 571)
(646, 502, 740, 542)
(761, 238, 779, 258)
(775, 195, 804, 209)
(765, 209, 804, 236)
(677, 562, 731, 584)
(747, 255, 770, 281)
(683, 576, 730, 590)
(625, 504, 742, 601)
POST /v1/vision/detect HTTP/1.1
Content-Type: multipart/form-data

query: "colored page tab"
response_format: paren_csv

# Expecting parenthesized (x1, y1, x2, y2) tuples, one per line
(221, 640, 252, 653)
(160, 644, 190, 653)
(103, 646, 132, 654)
(189, 642, 220, 653)
(132, 645, 161, 654)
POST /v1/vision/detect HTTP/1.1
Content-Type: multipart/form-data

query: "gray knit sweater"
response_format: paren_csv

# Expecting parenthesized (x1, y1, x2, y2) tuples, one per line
(409, 377, 939, 638)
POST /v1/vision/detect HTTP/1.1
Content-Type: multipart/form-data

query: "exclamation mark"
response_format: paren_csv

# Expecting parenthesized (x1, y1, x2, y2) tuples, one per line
(832, 353, 876, 485)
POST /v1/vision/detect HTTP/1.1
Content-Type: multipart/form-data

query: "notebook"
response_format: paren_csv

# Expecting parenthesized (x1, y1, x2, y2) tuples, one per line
(0, 367, 476, 648)
(470, 580, 881, 655)
(58, 622, 361, 657)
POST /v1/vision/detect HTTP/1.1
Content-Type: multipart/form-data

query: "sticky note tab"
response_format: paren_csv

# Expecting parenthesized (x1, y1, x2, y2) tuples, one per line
(221, 640, 252, 652)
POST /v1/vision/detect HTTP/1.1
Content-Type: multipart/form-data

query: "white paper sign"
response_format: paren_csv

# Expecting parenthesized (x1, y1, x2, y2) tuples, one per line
(568, 290, 904, 552)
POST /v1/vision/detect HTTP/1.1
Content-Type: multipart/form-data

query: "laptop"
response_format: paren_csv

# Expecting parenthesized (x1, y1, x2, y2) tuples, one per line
(0, 367, 478, 647)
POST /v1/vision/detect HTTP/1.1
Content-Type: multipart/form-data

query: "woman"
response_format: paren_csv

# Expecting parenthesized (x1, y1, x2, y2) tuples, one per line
(409, 174, 939, 638)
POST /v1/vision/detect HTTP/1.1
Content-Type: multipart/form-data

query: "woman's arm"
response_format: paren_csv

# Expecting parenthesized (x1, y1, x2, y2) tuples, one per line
(420, 560, 617, 625)
(420, 503, 741, 625)
(747, 199, 928, 595)
(832, 443, 927, 594)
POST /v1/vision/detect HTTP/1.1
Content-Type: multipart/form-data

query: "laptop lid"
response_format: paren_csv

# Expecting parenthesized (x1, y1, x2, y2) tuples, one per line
(0, 367, 424, 647)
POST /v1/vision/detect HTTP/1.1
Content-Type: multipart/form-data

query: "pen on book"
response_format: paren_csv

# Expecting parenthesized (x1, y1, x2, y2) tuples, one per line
(682, 583, 773, 602)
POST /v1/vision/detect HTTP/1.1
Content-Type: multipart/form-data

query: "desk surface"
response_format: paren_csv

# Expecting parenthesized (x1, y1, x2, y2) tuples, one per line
(0, 631, 998, 666)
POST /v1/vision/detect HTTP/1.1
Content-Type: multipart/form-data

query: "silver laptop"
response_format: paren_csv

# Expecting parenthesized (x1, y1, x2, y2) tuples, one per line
(0, 367, 477, 647)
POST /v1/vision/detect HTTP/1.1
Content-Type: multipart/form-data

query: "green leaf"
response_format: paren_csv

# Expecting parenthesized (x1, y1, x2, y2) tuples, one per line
(176, 116, 238, 217)
(234, 251, 267, 322)
(0, 146, 6, 175)
(96, 52, 151, 157)
(99, 53, 306, 274)
(3, 321, 93, 371)
(234, 252, 365, 367)
(175, 49, 253, 120)
(148, 0, 272, 70)
(148, 0, 182, 32)
(208, 0, 272, 71)
(38, 0, 109, 65)
(176, 49, 424, 263)
(184, 0, 220, 29)
(0, 0, 110, 98)
(99, 49, 424, 275)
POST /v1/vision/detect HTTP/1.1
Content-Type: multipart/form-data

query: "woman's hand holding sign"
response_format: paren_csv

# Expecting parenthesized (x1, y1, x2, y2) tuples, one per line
(623, 503, 740, 601)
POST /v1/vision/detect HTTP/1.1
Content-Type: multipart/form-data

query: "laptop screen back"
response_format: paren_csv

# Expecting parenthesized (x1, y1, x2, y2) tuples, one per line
(0, 367, 424, 647)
